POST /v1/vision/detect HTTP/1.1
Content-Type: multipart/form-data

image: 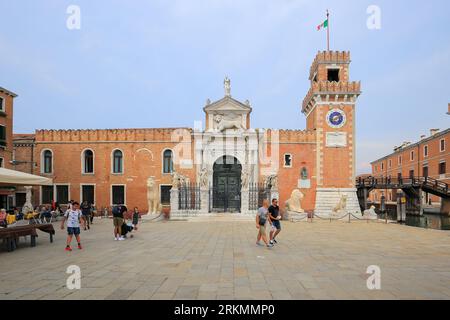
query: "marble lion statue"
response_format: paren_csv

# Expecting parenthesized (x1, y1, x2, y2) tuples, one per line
(213, 114, 245, 132)
(363, 205, 377, 219)
(332, 195, 348, 213)
(285, 189, 305, 213)
(147, 177, 160, 214)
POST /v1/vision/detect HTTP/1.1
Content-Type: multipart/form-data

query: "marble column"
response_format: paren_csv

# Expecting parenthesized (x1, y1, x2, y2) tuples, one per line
(170, 188, 179, 218)
(241, 188, 250, 214)
(200, 188, 209, 214)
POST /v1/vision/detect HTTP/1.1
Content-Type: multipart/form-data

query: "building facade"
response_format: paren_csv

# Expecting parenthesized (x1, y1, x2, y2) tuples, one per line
(0, 87, 18, 209)
(12, 51, 362, 216)
(369, 126, 449, 208)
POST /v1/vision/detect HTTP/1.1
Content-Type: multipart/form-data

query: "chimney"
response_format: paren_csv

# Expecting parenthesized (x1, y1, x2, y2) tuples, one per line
(447, 103, 450, 115)
(430, 128, 440, 136)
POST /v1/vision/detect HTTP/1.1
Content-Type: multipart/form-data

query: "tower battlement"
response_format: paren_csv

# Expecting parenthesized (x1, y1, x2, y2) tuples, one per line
(309, 51, 351, 80)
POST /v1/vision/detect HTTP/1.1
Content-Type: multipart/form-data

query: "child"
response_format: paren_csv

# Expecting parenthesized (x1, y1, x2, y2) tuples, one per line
(132, 207, 139, 231)
(61, 201, 82, 251)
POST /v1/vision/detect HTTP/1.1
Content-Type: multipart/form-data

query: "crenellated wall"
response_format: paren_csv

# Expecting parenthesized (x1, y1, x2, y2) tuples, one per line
(35, 128, 193, 143)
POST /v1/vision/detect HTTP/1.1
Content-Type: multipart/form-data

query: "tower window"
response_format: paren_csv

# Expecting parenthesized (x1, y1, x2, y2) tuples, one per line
(327, 69, 340, 82)
(283, 154, 292, 167)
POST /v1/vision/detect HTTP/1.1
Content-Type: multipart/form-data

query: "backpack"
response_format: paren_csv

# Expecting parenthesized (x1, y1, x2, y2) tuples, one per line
(112, 206, 120, 216)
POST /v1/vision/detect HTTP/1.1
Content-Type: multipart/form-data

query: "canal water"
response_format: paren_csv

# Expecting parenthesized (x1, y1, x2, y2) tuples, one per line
(379, 212, 450, 230)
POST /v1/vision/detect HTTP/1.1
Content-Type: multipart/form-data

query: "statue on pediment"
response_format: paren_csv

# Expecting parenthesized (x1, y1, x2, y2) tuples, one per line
(213, 114, 245, 132)
(224, 77, 231, 97)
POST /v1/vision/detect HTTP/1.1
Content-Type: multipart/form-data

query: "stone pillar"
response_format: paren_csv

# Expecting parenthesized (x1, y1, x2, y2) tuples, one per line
(441, 198, 450, 216)
(200, 188, 209, 214)
(241, 189, 249, 214)
(169, 188, 179, 219)
(22, 186, 34, 215)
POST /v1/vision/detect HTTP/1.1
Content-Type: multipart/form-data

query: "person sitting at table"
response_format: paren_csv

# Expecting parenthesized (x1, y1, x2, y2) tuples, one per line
(0, 209, 7, 227)
(40, 205, 52, 222)
(25, 211, 38, 220)
(6, 210, 16, 225)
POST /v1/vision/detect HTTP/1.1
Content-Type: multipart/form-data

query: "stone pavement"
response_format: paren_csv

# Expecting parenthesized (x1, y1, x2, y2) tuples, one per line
(1, 217, 450, 300)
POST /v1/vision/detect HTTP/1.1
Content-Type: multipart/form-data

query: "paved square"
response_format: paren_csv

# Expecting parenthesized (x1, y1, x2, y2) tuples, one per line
(1, 218, 450, 300)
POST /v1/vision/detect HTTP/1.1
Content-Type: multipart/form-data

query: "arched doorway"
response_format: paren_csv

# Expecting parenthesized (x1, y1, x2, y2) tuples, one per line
(212, 156, 242, 212)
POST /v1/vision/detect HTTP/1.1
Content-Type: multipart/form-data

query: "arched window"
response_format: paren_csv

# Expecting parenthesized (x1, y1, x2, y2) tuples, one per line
(163, 149, 173, 174)
(42, 150, 53, 174)
(83, 149, 94, 174)
(112, 149, 123, 174)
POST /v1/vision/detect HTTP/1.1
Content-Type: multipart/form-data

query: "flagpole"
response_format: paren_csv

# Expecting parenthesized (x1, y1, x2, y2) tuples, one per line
(327, 9, 330, 51)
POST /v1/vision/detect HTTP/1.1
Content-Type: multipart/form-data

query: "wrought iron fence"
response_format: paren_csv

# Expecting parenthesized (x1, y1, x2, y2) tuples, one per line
(248, 183, 271, 211)
(178, 183, 201, 211)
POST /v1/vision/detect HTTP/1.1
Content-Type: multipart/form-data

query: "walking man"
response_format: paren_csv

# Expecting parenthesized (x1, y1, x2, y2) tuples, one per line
(269, 198, 282, 245)
(112, 205, 125, 241)
(256, 199, 273, 248)
(60, 201, 82, 251)
(80, 201, 91, 231)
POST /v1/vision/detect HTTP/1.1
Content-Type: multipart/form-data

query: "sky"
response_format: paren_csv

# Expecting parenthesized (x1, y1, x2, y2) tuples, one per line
(0, 0, 449, 174)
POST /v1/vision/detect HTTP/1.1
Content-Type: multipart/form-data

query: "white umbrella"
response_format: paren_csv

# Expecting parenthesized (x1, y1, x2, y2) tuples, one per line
(0, 167, 52, 186)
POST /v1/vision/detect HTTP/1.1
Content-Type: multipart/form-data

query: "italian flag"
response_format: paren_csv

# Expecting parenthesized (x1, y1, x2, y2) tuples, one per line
(317, 19, 328, 31)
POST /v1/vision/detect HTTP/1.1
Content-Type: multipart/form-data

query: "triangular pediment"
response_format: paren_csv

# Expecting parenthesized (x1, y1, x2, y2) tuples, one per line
(204, 96, 252, 113)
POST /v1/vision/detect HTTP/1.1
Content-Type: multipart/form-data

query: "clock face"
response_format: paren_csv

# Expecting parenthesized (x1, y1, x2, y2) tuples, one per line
(326, 109, 346, 128)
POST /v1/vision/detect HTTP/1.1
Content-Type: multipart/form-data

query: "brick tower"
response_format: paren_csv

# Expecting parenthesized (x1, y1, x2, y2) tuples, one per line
(302, 51, 362, 216)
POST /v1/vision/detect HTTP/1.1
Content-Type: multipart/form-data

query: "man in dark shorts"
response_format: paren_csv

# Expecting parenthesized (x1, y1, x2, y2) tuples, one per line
(269, 198, 282, 245)
(113, 205, 124, 241)
(80, 201, 91, 230)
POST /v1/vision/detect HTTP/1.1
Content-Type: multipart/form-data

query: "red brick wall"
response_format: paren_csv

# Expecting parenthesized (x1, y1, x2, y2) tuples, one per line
(33, 128, 196, 212)
(0, 92, 15, 168)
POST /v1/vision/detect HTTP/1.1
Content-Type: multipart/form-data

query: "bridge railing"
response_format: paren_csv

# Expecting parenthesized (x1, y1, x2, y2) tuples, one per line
(356, 176, 449, 195)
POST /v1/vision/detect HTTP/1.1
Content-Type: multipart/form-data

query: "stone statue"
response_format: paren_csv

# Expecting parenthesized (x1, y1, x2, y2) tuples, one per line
(21, 186, 34, 215)
(213, 114, 245, 132)
(171, 172, 182, 189)
(265, 174, 278, 190)
(224, 77, 231, 96)
(333, 195, 348, 213)
(147, 177, 160, 214)
(363, 205, 377, 219)
(172, 171, 189, 189)
(199, 167, 209, 189)
(241, 167, 249, 190)
(285, 189, 305, 213)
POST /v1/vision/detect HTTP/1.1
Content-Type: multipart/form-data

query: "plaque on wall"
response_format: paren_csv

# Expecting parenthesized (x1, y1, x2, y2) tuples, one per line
(298, 179, 311, 189)
(180, 159, 193, 169)
(326, 132, 347, 148)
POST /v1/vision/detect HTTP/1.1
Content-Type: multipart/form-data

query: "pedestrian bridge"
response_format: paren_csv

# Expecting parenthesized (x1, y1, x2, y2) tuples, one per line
(356, 176, 450, 215)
